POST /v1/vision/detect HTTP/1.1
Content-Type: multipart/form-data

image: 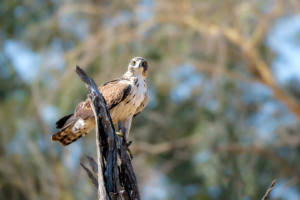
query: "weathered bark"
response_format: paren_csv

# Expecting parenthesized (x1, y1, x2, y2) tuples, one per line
(262, 180, 276, 200)
(75, 66, 140, 200)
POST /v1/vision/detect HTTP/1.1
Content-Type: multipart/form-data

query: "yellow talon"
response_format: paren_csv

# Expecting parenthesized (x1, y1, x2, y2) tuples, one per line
(115, 131, 133, 159)
(116, 132, 123, 137)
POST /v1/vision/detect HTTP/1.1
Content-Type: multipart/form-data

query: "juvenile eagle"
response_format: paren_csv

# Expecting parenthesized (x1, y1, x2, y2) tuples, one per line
(51, 57, 149, 146)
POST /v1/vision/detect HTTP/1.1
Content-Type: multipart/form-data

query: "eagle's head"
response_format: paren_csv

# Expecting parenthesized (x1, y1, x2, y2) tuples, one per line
(128, 57, 148, 78)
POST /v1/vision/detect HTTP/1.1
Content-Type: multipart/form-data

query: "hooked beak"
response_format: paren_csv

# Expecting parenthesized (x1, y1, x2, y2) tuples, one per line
(138, 62, 141, 68)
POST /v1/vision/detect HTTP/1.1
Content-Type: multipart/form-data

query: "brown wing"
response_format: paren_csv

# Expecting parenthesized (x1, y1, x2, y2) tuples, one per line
(55, 113, 73, 129)
(51, 101, 92, 145)
(62, 79, 131, 123)
(52, 79, 132, 145)
(99, 79, 132, 110)
(52, 79, 131, 141)
(72, 101, 93, 120)
(55, 79, 132, 129)
(133, 91, 149, 118)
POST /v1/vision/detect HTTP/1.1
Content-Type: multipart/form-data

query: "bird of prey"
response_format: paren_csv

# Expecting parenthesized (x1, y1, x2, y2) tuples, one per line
(51, 57, 149, 146)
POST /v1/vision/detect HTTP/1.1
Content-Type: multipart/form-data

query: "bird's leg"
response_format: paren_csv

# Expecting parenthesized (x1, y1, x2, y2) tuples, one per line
(126, 141, 133, 160)
(115, 132, 132, 157)
(117, 120, 133, 160)
(121, 137, 133, 160)
(115, 133, 133, 160)
(127, 141, 132, 147)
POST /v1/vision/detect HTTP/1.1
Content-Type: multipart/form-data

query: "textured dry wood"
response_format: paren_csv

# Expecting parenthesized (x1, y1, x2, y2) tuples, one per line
(262, 179, 276, 200)
(97, 93, 119, 195)
(76, 65, 140, 200)
(90, 93, 110, 200)
(87, 156, 98, 174)
(80, 163, 98, 189)
(118, 121, 140, 199)
(76, 66, 108, 200)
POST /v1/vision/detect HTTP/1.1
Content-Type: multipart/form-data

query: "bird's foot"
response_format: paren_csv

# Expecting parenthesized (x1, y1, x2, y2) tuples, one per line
(115, 132, 133, 160)
(116, 131, 123, 137)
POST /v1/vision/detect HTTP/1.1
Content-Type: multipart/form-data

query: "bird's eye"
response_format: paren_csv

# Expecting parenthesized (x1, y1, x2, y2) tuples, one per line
(132, 61, 136, 65)
(142, 61, 146, 66)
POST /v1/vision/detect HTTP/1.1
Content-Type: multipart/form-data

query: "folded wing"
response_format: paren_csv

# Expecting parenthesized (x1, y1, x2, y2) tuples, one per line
(51, 79, 132, 145)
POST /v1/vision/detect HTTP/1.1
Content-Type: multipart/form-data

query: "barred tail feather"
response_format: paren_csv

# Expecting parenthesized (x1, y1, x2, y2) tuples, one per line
(51, 122, 75, 142)
(51, 124, 87, 146)
(52, 118, 92, 146)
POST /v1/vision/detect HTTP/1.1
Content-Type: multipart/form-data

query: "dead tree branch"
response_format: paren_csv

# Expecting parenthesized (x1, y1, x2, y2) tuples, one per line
(75, 65, 140, 200)
(262, 179, 276, 200)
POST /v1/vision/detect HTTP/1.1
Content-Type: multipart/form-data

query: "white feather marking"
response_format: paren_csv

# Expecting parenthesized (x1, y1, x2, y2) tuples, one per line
(69, 74, 147, 138)
(110, 75, 147, 125)
(72, 119, 85, 133)
(71, 118, 96, 135)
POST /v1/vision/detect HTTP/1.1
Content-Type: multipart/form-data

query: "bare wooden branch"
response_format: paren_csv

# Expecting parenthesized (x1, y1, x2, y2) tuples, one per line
(80, 163, 98, 189)
(88, 93, 109, 200)
(87, 156, 98, 174)
(118, 121, 140, 199)
(262, 179, 276, 200)
(76, 65, 140, 200)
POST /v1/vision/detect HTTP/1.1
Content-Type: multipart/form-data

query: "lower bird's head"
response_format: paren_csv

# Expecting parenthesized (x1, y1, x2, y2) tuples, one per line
(128, 57, 148, 78)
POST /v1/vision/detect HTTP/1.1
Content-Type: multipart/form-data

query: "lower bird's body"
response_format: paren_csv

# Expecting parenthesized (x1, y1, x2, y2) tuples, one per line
(51, 58, 149, 146)
(52, 99, 139, 146)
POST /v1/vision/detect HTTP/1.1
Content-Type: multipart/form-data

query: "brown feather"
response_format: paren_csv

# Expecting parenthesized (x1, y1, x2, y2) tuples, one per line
(52, 119, 89, 145)
(133, 91, 149, 118)
(55, 113, 73, 129)
(58, 132, 85, 146)
(99, 79, 132, 110)
(51, 121, 76, 141)
(52, 79, 132, 146)
(74, 100, 94, 120)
